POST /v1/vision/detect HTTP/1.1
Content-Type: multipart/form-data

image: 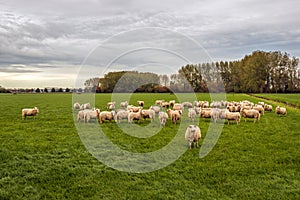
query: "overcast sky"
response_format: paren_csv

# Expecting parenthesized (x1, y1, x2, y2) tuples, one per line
(0, 0, 299, 88)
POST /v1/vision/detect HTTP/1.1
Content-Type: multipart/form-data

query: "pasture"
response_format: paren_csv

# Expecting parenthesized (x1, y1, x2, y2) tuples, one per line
(252, 93, 300, 108)
(0, 93, 300, 199)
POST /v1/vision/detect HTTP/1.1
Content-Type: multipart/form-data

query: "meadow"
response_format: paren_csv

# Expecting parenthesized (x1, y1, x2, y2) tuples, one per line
(0, 93, 300, 199)
(252, 93, 300, 108)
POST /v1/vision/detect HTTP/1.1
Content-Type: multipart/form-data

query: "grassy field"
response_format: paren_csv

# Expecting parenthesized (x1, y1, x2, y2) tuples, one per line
(252, 93, 300, 108)
(0, 93, 300, 199)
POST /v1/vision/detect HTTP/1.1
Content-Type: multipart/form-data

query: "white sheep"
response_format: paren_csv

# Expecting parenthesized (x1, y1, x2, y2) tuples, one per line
(167, 109, 182, 124)
(173, 103, 183, 111)
(211, 108, 220, 123)
(188, 108, 197, 122)
(85, 109, 101, 123)
(264, 104, 273, 112)
(240, 108, 260, 123)
(73, 102, 80, 109)
(99, 111, 115, 124)
(161, 102, 170, 109)
(185, 125, 201, 149)
(150, 106, 161, 114)
(169, 100, 175, 107)
(275, 106, 287, 116)
(253, 105, 264, 115)
(181, 102, 193, 108)
(155, 100, 165, 106)
(141, 109, 155, 122)
(107, 102, 116, 110)
(158, 111, 169, 127)
(137, 100, 144, 107)
(127, 105, 142, 112)
(115, 110, 130, 123)
(120, 101, 128, 108)
(225, 111, 241, 125)
(83, 103, 91, 110)
(200, 108, 212, 119)
(22, 107, 39, 120)
(128, 109, 143, 123)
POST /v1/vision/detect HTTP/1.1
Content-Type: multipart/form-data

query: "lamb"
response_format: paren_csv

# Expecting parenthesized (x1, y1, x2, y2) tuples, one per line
(120, 101, 128, 108)
(22, 107, 39, 120)
(137, 100, 144, 107)
(85, 109, 101, 123)
(99, 111, 115, 124)
(185, 125, 201, 149)
(225, 111, 241, 125)
(275, 106, 287, 116)
(150, 106, 161, 114)
(115, 110, 130, 123)
(240, 108, 260, 123)
(128, 109, 143, 123)
(264, 104, 273, 112)
(188, 108, 197, 122)
(158, 111, 169, 127)
(73, 102, 80, 109)
(141, 109, 155, 122)
(167, 109, 182, 124)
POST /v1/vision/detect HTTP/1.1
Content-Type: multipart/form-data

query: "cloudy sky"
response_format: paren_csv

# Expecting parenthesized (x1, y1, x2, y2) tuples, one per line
(0, 0, 299, 88)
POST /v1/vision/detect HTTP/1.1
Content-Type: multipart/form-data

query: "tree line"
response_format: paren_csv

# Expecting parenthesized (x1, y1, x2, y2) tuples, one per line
(84, 51, 300, 93)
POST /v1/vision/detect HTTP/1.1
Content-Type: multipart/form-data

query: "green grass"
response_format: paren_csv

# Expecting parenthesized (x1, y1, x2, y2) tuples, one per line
(0, 93, 300, 199)
(252, 93, 300, 108)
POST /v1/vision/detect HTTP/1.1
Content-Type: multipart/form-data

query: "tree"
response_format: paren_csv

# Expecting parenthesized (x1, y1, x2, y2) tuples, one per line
(51, 88, 56, 93)
(44, 88, 48, 93)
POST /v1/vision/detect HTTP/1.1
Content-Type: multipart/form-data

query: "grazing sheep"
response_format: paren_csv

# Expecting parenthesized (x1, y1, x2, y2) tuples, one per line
(264, 104, 273, 112)
(185, 125, 201, 149)
(240, 108, 260, 123)
(210, 101, 222, 108)
(188, 108, 197, 122)
(73, 102, 80, 109)
(150, 106, 161, 114)
(167, 109, 182, 124)
(22, 107, 39, 120)
(200, 108, 212, 119)
(161, 102, 170, 109)
(99, 111, 115, 124)
(181, 102, 193, 109)
(158, 111, 169, 127)
(155, 100, 165, 105)
(127, 105, 142, 112)
(275, 106, 287, 116)
(128, 109, 143, 123)
(141, 109, 155, 122)
(211, 108, 220, 123)
(115, 110, 130, 123)
(202, 101, 210, 108)
(120, 101, 128, 108)
(225, 111, 241, 125)
(85, 109, 100, 123)
(137, 100, 144, 107)
(257, 101, 265, 107)
(253, 105, 264, 116)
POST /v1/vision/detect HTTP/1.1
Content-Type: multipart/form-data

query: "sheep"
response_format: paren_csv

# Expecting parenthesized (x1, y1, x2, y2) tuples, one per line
(264, 104, 273, 112)
(158, 111, 169, 127)
(185, 125, 201, 149)
(253, 105, 264, 116)
(161, 102, 170, 109)
(155, 100, 165, 105)
(211, 108, 220, 123)
(115, 110, 130, 123)
(83, 103, 91, 110)
(167, 109, 182, 124)
(194, 106, 202, 115)
(137, 100, 144, 107)
(85, 109, 100, 123)
(107, 102, 116, 109)
(22, 107, 39, 120)
(99, 111, 115, 124)
(225, 111, 241, 125)
(210, 101, 222, 108)
(181, 102, 193, 109)
(275, 106, 287, 116)
(169, 100, 175, 107)
(128, 109, 143, 123)
(120, 101, 128, 109)
(200, 108, 212, 119)
(141, 109, 155, 122)
(73, 102, 80, 109)
(127, 105, 142, 112)
(240, 108, 260, 123)
(202, 101, 210, 108)
(257, 101, 265, 107)
(150, 106, 161, 114)
(218, 109, 227, 120)
(77, 110, 88, 122)
(173, 103, 183, 111)
(188, 108, 197, 122)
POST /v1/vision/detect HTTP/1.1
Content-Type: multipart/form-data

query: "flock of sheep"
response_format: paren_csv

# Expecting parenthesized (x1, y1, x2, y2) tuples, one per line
(20, 99, 287, 149)
(71, 99, 287, 149)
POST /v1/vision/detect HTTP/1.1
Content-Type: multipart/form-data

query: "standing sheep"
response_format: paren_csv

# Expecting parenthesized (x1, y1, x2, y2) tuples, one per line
(22, 107, 39, 120)
(188, 108, 197, 122)
(85, 109, 101, 123)
(141, 109, 155, 122)
(99, 111, 115, 124)
(185, 125, 201, 149)
(240, 108, 260, 123)
(158, 111, 169, 127)
(128, 109, 143, 123)
(73, 102, 80, 109)
(225, 111, 241, 125)
(167, 109, 182, 124)
(115, 110, 130, 123)
(137, 101, 144, 107)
